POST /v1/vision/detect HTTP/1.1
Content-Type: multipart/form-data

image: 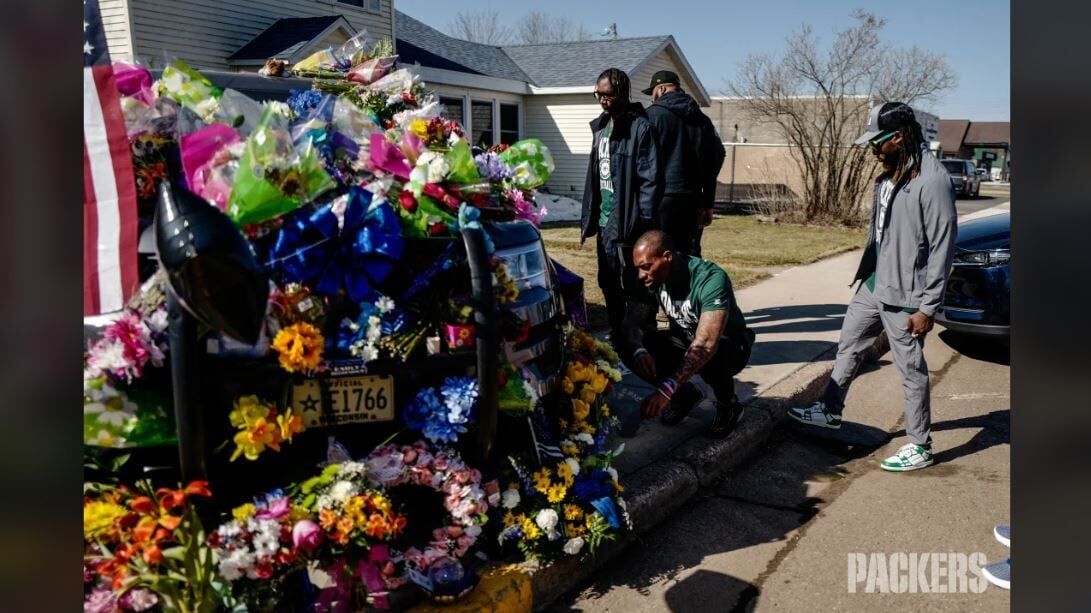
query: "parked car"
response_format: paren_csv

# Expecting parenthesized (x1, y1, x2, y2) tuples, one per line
(941, 159, 981, 198)
(935, 211, 1010, 339)
(975, 167, 991, 182)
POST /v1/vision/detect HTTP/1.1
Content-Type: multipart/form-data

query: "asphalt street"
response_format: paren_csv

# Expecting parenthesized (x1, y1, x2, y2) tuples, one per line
(956, 183, 1010, 217)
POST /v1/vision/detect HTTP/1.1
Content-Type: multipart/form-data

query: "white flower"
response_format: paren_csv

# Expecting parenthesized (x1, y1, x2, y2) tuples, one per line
(360, 344, 379, 363)
(146, 308, 169, 335)
(563, 537, 585, 555)
(218, 549, 254, 581)
(264, 101, 291, 119)
(95, 407, 135, 427)
(330, 193, 350, 231)
(465, 524, 482, 538)
(564, 458, 581, 478)
(375, 296, 396, 313)
(501, 488, 521, 509)
(535, 509, 559, 532)
(91, 339, 129, 373)
(366, 323, 383, 342)
(193, 97, 221, 123)
(575, 433, 595, 445)
(328, 480, 357, 503)
(123, 588, 158, 611)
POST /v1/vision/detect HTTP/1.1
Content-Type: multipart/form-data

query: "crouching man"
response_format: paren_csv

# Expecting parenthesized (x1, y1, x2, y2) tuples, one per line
(622, 230, 755, 438)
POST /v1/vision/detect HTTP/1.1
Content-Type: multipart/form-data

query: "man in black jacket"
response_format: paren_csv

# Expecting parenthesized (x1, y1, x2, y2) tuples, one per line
(643, 70, 725, 256)
(581, 68, 662, 341)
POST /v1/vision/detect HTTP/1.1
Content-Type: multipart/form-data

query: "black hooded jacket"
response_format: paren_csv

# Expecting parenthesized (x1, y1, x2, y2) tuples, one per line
(581, 101, 661, 247)
(646, 90, 725, 208)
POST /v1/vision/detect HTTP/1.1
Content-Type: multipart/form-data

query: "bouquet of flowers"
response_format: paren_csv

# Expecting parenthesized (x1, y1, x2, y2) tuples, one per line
(208, 490, 310, 608)
(227, 395, 305, 461)
(83, 480, 224, 611)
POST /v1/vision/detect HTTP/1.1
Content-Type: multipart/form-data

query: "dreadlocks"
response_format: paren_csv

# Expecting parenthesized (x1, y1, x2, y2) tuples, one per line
(892, 119, 927, 183)
(597, 67, 631, 103)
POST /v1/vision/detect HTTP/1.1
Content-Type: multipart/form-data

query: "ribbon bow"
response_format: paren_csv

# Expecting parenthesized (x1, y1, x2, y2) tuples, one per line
(270, 187, 404, 302)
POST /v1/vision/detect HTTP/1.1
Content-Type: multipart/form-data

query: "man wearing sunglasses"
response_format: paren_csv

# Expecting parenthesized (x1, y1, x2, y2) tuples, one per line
(581, 67, 662, 344)
(787, 101, 957, 472)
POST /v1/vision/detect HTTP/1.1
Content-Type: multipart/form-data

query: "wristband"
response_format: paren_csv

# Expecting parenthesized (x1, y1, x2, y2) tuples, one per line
(657, 377, 678, 400)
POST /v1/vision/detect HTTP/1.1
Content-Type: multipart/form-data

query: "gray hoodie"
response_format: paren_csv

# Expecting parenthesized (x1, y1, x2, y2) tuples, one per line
(852, 151, 958, 316)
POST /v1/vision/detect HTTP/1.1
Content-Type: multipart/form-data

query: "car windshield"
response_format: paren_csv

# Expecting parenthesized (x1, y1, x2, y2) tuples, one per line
(941, 161, 966, 174)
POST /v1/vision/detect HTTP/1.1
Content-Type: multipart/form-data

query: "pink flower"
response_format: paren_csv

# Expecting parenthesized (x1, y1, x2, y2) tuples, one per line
(292, 520, 323, 553)
(255, 497, 291, 520)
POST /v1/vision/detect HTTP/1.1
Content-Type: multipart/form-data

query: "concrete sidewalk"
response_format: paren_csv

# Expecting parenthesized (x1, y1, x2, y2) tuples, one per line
(519, 248, 888, 609)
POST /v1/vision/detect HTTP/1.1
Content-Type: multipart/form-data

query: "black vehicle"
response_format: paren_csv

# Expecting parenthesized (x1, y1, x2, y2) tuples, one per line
(935, 211, 1010, 339)
(941, 159, 981, 199)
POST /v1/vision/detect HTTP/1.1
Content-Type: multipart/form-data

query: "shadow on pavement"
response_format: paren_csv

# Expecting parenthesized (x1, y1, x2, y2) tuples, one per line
(745, 340, 837, 367)
(744, 304, 846, 335)
(937, 330, 1010, 366)
(664, 569, 759, 613)
(891, 409, 1010, 466)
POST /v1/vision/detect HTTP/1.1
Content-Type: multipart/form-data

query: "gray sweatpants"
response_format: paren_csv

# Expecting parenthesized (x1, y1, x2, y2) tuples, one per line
(821, 284, 933, 447)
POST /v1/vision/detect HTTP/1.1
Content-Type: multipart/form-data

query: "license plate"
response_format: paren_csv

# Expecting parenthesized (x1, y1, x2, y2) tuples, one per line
(292, 375, 395, 427)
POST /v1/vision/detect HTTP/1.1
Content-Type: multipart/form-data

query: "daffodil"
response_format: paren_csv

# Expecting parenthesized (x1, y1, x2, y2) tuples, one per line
(571, 398, 590, 423)
(561, 377, 575, 395)
(229, 395, 270, 428)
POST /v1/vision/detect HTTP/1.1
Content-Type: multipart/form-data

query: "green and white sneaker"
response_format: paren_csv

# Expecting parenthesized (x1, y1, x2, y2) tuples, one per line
(786, 401, 842, 429)
(880, 443, 934, 472)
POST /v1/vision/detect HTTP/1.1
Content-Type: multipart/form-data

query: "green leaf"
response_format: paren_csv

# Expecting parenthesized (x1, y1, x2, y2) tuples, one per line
(162, 546, 186, 561)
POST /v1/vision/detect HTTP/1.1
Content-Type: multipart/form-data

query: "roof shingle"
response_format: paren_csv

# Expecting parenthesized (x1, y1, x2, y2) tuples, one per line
(501, 36, 670, 87)
(964, 121, 1010, 145)
(394, 11, 530, 82)
(228, 16, 346, 61)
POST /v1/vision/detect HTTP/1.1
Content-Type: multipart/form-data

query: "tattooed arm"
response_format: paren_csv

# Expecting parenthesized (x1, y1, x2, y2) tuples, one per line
(657, 309, 728, 398)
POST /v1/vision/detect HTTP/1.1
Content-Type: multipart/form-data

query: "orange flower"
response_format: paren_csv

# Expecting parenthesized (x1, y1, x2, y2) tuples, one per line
(319, 509, 339, 531)
(272, 323, 324, 373)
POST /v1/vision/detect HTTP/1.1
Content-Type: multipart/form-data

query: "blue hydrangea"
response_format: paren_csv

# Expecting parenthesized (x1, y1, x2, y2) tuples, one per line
(287, 89, 325, 118)
(403, 388, 441, 431)
(422, 419, 467, 444)
(440, 376, 478, 425)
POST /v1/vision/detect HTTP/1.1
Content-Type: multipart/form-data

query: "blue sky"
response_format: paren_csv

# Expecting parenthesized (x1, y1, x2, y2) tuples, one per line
(396, 0, 1009, 121)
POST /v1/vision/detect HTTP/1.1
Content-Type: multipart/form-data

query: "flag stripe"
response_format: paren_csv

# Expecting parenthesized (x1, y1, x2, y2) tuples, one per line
(84, 66, 124, 313)
(96, 65, 140, 302)
(83, 141, 101, 315)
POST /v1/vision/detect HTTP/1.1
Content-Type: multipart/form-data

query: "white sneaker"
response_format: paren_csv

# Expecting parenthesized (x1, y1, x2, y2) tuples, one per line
(880, 443, 935, 472)
(994, 524, 1010, 548)
(786, 401, 842, 429)
(981, 558, 1010, 590)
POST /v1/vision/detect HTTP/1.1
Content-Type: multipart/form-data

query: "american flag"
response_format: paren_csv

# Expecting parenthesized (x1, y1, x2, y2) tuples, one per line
(84, 0, 138, 315)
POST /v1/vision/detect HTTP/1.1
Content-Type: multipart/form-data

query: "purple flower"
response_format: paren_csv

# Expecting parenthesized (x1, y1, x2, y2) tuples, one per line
(474, 151, 514, 182)
(254, 495, 290, 520)
(292, 519, 324, 552)
(84, 588, 118, 613)
(119, 588, 159, 612)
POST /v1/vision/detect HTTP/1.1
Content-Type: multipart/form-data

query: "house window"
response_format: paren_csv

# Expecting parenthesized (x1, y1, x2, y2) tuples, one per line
(439, 96, 465, 126)
(336, 0, 382, 12)
(471, 100, 494, 148)
(499, 103, 520, 145)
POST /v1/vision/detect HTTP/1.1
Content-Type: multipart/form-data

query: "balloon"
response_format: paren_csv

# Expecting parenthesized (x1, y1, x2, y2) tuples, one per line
(154, 180, 268, 344)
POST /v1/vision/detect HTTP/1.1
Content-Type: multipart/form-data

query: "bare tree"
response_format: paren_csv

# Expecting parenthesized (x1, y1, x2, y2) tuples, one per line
(515, 10, 592, 44)
(448, 8, 513, 45)
(726, 10, 957, 224)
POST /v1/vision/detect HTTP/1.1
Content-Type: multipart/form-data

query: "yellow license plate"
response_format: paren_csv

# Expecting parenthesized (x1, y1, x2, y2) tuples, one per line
(292, 375, 395, 427)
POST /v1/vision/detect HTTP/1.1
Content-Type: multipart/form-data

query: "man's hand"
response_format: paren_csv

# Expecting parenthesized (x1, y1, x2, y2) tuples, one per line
(698, 208, 714, 228)
(641, 391, 671, 419)
(632, 349, 657, 382)
(905, 311, 934, 338)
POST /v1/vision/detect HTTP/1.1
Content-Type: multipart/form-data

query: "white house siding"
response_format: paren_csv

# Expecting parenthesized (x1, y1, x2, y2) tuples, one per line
(630, 46, 703, 107)
(127, 0, 394, 70)
(524, 94, 602, 202)
(101, 0, 134, 62)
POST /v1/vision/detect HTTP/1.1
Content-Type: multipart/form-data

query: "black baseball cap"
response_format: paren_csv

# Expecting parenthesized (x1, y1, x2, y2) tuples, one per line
(641, 70, 680, 95)
(855, 101, 918, 145)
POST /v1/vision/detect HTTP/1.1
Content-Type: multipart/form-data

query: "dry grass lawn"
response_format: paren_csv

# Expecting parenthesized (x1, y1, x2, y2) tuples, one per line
(543, 214, 866, 329)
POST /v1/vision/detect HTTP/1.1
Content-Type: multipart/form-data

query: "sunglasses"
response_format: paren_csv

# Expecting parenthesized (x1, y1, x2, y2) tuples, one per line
(869, 131, 898, 151)
(593, 91, 619, 102)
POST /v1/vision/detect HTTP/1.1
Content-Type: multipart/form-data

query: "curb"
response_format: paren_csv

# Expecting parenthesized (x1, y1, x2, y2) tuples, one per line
(522, 332, 890, 610)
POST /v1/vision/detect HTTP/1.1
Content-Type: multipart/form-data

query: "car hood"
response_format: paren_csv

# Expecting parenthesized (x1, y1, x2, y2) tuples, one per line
(956, 211, 1010, 251)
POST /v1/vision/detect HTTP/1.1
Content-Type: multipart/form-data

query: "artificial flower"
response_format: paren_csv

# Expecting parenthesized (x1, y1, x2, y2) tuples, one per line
(563, 537, 585, 556)
(271, 322, 324, 373)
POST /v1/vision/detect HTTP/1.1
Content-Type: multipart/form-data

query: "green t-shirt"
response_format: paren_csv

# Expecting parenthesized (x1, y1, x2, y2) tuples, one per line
(597, 120, 614, 229)
(657, 256, 748, 339)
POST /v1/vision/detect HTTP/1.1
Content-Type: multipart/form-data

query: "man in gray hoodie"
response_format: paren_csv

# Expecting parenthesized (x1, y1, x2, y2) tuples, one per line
(787, 102, 957, 472)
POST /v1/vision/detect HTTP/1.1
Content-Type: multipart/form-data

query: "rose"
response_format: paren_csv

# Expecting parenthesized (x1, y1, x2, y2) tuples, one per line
(292, 520, 323, 553)
(535, 509, 559, 532)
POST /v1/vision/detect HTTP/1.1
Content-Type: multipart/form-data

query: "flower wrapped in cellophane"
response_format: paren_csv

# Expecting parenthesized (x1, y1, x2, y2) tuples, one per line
(226, 104, 336, 226)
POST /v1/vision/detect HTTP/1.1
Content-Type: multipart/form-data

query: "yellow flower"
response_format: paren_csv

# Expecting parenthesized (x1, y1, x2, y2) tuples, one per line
(546, 484, 567, 503)
(229, 395, 270, 428)
(272, 323, 324, 373)
(561, 443, 580, 457)
(601, 403, 611, 417)
(232, 503, 257, 522)
(231, 417, 277, 461)
(84, 501, 127, 539)
(556, 461, 574, 485)
(565, 522, 587, 538)
(503, 511, 519, 527)
(579, 387, 598, 406)
(408, 118, 429, 139)
(521, 516, 541, 540)
(614, 480, 625, 493)
(564, 504, 584, 521)
(588, 370, 609, 395)
(277, 409, 305, 440)
(571, 398, 590, 423)
(561, 377, 575, 395)
(532, 468, 552, 493)
(578, 421, 596, 435)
